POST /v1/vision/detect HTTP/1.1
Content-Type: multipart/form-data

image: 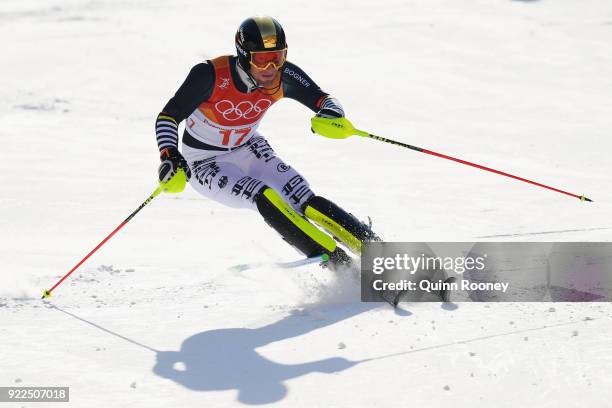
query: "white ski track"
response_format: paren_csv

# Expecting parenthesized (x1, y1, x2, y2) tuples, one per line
(228, 254, 328, 272)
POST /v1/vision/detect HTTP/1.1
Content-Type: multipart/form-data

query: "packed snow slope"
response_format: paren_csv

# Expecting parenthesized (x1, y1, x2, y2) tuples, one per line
(2, 0, 612, 407)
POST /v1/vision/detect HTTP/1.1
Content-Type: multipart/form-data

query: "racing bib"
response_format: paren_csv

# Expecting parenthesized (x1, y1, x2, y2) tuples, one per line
(185, 56, 283, 148)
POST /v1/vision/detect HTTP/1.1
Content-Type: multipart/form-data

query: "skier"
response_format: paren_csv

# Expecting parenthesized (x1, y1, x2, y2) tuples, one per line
(155, 16, 403, 306)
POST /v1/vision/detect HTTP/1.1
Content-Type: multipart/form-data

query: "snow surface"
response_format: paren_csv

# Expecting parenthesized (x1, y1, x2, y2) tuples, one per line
(2, 0, 612, 407)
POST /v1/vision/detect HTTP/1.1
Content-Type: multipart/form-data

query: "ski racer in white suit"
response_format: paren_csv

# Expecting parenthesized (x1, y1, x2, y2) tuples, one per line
(155, 16, 398, 302)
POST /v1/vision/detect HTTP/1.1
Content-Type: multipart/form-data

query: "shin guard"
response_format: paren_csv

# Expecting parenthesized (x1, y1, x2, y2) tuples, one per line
(302, 195, 381, 254)
(256, 187, 336, 258)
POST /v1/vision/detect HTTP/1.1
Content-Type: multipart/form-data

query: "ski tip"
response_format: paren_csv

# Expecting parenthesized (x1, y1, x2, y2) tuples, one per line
(41, 290, 51, 299)
(579, 195, 593, 203)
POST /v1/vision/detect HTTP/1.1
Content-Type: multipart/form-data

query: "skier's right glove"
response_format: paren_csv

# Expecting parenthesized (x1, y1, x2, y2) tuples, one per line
(158, 147, 191, 193)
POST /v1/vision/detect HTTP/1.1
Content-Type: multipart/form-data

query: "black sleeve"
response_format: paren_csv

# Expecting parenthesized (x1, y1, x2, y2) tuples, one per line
(161, 62, 216, 122)
(281, 61, 330, 113)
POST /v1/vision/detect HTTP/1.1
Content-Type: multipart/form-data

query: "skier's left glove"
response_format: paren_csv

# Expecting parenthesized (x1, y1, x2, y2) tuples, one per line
(311, 96, 353, 139)
(316, 108, 343, 119)
(315, 96, 344, 119)
(158, 147, 191, 193)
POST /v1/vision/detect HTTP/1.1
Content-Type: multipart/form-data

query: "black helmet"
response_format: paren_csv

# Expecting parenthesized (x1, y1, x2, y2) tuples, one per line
(235, 16, 287, 71)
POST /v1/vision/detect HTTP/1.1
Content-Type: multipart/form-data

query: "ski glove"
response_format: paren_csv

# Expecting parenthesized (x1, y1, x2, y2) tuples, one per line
(158, 147, 191, 193)
(316, 96, 345, 119)
(316, 108, 343, 119)
(311, 96, 348, 137)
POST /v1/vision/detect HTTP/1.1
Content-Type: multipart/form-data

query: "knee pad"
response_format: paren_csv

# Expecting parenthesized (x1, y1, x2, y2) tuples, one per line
(255, 187, 336, 258)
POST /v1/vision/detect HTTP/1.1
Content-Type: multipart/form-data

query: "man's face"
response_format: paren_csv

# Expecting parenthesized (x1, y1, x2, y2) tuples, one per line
(249, 64, 281, 88)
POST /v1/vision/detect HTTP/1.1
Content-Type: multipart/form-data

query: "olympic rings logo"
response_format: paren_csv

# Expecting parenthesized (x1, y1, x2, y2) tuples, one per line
(215, 99, 272, 121)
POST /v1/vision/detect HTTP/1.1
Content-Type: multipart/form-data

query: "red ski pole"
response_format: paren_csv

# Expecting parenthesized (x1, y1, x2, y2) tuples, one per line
(311, 117, 593, 202)
(364, 133, 592, 202)
(42, 186, 163, 299)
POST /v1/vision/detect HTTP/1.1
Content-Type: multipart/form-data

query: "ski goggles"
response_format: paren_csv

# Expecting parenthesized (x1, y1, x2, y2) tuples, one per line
(249, 48, 287, 70)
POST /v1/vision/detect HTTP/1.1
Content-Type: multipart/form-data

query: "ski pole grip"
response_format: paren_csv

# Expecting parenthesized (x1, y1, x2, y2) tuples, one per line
(310, 117, 357, 139)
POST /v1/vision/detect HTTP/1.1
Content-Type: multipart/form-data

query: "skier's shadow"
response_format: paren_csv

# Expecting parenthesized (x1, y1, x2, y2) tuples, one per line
(153, 302, 404, 405)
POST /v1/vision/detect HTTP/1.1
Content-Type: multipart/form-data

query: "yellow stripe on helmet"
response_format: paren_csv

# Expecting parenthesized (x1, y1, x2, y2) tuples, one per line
(253, 16, 277, 49)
